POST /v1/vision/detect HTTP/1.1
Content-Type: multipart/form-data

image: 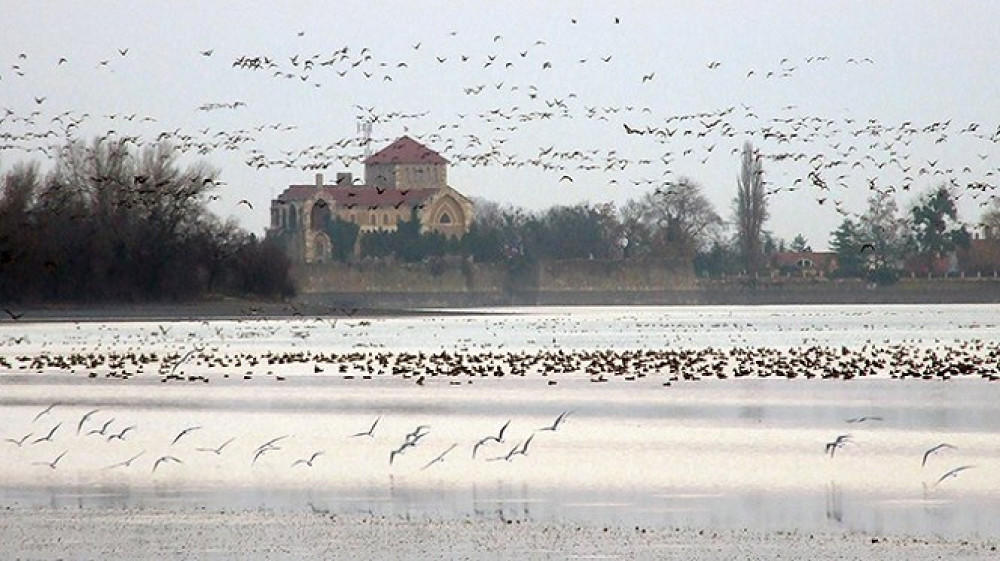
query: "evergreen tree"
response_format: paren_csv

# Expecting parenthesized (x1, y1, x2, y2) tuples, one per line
(829, 219, 866, 277)
(790, 234, 811, 252)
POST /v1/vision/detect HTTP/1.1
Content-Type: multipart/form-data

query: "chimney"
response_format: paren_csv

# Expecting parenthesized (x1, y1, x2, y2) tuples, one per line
(315, 173, 324, 187)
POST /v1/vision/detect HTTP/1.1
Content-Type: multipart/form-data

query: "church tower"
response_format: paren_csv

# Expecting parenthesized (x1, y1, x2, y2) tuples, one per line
(363, 136, 448, 190)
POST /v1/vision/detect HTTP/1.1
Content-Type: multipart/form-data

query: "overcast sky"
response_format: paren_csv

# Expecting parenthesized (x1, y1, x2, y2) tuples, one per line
(2, 1, 998, 249)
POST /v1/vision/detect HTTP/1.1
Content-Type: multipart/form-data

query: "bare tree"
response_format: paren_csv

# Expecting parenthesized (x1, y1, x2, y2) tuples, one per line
(860, 190, 908, 259)
(621, 177, 722, 258)
(733, 141, 768, 273)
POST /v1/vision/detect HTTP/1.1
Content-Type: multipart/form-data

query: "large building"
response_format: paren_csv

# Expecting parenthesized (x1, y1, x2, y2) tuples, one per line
(268, 136, 474, 263)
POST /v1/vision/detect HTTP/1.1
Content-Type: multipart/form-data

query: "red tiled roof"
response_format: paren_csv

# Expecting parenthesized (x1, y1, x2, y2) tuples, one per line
(363, 136, 448, 165)
(276, 185, 437, 208)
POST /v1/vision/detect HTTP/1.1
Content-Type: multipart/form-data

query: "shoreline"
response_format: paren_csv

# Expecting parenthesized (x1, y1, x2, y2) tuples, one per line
(0, 300, 513, 323)
(1, 507, 997, 560)
(5, 291, 1000, 323)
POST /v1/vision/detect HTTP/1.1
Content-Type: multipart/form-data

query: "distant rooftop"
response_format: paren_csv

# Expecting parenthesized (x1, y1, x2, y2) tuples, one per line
(363, 136, 448, 165)
(276, 185, 437, 208)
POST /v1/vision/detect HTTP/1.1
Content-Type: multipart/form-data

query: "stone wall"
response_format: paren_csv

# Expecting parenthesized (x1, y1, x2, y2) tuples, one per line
(290, 261, 1000, 308)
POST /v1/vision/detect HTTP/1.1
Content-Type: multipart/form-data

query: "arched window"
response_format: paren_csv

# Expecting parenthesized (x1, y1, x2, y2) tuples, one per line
(310, 199, 331, 231)
(439, 212, 452, 224)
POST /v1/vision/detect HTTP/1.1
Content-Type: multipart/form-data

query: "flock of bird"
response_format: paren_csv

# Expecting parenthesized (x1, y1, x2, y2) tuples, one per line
(2, 402, 573, 477)
(824, 427, 974, 489)
(1, 329, 997, 385)
(1, 15, 997, 230)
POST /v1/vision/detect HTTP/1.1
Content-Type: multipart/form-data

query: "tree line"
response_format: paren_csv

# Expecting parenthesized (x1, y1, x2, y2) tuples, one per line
(0, 138, 294, 304)
(320, 141, 990, 285)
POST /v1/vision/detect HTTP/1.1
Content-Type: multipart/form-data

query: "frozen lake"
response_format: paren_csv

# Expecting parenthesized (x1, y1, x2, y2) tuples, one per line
(1, 304, 999, 538)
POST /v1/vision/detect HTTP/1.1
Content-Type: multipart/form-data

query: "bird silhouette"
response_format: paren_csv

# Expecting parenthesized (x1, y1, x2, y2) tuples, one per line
(472, 420, 511, 458)
(33, 403, 58, 422)
(351, 416, 381, 438)
(421, 443, 458, 470)
(825, 434, 852, 457)
(922, 443, 957, 467)
(107, 425, 136, 442)
(73, 408, 100, 435)
(493, 434, 535, 462)
(3, 308, 24, 320)
(537, 411, 570, 432)
(196, 437, 236, 455)
(934, 465, 975, 486)
(845, 415, 881, 423)
(251, 435, 289, 465)
(33, 450, 68, 470)
(292, 451, 325, 467)
(152, 455, 183, 473)
(32, 423, 61, 445)
(105, 451, 145, 470)
(171, 426, 202, 446)
(4, 432, 32, 447)
(88, 418, 115, 437)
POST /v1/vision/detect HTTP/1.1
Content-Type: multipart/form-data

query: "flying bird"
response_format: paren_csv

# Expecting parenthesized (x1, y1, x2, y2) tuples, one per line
(196, 437, 236, 455)
(77, 408, 101, 434)
(472, 420, 511, 458)
(171, 426, 202, 446)
(845, 415, 882, 423)
(934, 465, 975, 486)
(32, 423, 61, 444)
(351, 416, 381, 438)
(105, 451, 145, 470)
(825, 434, 852, 457)
(421, 443, 458, 470)
(292, 451, 325, 467)
(33, 403, 58, 422)
(33, 450, 68, 470)
(107, 425, 136, 442)
(252, 445, 280, 465)
(88, 418, 115, 437)
(538, 411, 571, 432)
(922, 443, 957, 467)
(494, 434, 535, 462)
(3, 308, 24, 320)
(251, 434, 289, 465)
(4, 432, 32, 447)
(152, 455, 183, 473)
(404, 425, 430, 442)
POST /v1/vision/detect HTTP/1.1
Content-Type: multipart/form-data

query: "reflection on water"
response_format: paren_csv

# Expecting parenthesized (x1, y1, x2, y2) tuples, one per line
(3, 479, 997, 538)
(1, 305, 1000, 539)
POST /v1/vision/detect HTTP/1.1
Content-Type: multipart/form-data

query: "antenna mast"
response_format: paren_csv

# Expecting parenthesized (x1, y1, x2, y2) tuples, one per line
(357, 119, 373, 160)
